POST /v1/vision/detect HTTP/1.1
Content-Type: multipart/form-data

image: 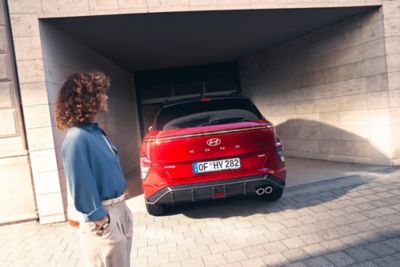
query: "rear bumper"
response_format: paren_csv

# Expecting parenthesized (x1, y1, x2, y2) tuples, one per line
(146, 175, 285, 205)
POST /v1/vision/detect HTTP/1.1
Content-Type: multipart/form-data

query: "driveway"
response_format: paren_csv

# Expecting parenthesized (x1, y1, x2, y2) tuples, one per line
(1, 165, 400, 267)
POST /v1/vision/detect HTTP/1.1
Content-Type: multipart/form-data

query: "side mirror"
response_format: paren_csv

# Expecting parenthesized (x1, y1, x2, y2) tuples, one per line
(148, 125, 153, 132)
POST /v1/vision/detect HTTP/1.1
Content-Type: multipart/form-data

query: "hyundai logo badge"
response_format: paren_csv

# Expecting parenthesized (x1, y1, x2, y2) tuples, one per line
(207, 138, 221, 146)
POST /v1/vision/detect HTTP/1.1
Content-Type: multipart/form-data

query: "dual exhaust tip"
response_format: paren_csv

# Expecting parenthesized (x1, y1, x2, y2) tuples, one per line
(256, 186, 273, 195)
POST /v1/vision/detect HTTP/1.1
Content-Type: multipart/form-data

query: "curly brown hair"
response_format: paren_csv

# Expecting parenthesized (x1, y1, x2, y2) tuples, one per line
(55, 71, 111, 130)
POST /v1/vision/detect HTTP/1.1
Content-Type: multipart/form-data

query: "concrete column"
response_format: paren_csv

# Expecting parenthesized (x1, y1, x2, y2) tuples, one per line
(0, 0, 37, 224)
(8, 0, 65, 224)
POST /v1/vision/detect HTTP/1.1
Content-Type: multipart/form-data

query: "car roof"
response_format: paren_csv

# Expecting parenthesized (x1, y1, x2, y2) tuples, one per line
(160, 94, 250, 108)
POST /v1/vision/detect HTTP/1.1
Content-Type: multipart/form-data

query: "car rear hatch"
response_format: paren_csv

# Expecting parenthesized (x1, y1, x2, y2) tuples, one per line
(151, 121, 276, 181)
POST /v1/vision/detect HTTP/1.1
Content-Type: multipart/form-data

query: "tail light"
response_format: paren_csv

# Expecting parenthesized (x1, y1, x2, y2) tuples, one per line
(276, 137, 285, 162)
(140, 156, 152, 180)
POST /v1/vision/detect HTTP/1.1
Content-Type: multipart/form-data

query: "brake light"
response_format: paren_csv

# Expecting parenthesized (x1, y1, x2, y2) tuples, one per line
(276, 137, 285, 162)
(140, 156, 152, 179)
(201, 98, 211, 102)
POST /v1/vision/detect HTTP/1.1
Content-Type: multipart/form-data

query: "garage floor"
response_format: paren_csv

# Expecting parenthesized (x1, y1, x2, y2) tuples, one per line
(285, 157, 389, 187)
(127, 157, 390, 197)
(3, 158, 399, 267)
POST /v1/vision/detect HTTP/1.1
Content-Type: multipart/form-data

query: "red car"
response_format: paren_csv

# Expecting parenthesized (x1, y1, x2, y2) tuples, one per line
(140, 95, 286, 215)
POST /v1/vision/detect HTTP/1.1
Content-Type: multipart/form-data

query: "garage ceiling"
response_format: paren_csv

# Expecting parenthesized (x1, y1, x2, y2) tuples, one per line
(47, 7, 377, 72)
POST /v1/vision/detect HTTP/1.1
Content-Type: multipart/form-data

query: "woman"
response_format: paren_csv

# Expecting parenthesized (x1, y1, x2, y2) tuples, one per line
(55, 71, 133, 267)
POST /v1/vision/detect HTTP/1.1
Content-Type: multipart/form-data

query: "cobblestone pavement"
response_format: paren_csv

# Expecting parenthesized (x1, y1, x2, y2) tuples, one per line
(2, 168, 400, 267)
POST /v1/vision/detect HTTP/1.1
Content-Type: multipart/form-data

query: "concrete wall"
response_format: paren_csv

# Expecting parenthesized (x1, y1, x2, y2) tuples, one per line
(39, 22, 141, 220)
(240, 8, 394, 165)
(0, 0, 37, 224)
(383, 0, 400, 165)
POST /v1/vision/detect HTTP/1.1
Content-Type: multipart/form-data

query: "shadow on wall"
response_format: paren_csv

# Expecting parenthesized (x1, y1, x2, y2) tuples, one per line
(275, 119, 391, 165)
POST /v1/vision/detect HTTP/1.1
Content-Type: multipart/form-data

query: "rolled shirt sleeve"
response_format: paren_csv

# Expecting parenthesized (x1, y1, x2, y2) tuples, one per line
(62, 138, 107, 222)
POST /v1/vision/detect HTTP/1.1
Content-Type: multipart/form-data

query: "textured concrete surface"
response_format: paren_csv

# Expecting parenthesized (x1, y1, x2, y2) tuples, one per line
(240, 7, 395, 166)
(1, 163, 400, 267)
(0, 0, 36, 224)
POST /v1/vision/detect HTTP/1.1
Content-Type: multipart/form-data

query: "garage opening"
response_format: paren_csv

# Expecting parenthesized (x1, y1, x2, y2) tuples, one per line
(136, 62, 240, 135)
(40, 5, 389, 204)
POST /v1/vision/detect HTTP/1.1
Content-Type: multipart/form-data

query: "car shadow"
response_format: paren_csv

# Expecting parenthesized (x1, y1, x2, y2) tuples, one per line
(169, 166, 396, 219)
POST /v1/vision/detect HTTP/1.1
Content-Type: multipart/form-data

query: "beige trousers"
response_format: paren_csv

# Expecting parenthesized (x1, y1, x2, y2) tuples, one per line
(79, 201, 133, 267)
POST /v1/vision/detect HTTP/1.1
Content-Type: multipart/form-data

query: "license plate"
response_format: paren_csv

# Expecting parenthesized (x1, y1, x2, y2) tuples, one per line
(193, 157, 241, 174)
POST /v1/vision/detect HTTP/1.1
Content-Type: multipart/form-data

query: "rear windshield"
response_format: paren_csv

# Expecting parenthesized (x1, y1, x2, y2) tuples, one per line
(156, 98, 263, 130)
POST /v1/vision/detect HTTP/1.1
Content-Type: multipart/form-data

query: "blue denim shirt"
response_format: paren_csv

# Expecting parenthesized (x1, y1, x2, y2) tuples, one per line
(61, 123, 126, 222)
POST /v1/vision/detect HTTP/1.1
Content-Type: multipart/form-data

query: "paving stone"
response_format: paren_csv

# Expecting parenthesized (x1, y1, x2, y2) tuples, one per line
(138, 245, 158, 257)
(384, 237, 400, 251)
(263, 252, 290, 266)
(325, 251, 356, 266)
(320, 239, 348, 252)
(302, 244, 326, 257)
(375, 207, 398, 215)
(226, 238, 250, 250)
(245, 233, 270, 246)
(162, 263, 181, 267)
(350, 261, 379, 267)
(282, 237, 307, 249)
(360, 210, 382, 218)
(158, 242, 178, 253)
(282, 219, 303, 228)
(201, 253, 227, 266)
(223, 263, 241, 267)
(298, 233, 325, 245)
(283, 248, 310, 262)
(357, 231, 389, 243)
(283, 262, 307, 267)
(283, 227, 305, 238)
(384, 214, 400, 224)
(262, 241, 288, 254)
(372, 255, 400, 267)
(177, 239, 197, 250)
(393, 253, 400, 261)
(169, 250, 190, 263)
(364, 242, 395, 256)
(223, 249, 247, 263)
(320, 228, 347, 240)
(188, 245, 211, 258)
(208, 242, 230, 254)
(303, 256, 335, 267)
(243, 245, 267, 258)
(180, 258, 205, 267)
(345, 246, 376, 262)
(240, 257, 265, 267)
(147, 252, 170, 266)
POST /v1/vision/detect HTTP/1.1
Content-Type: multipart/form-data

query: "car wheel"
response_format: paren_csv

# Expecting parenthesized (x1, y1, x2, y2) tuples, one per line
(262, 187, 283, 201)
(146, 202, 165, 216)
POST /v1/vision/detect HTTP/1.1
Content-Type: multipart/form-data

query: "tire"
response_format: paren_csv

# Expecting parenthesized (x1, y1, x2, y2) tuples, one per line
(146, 202, 165, 216)
(262, 187, 283, 201)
